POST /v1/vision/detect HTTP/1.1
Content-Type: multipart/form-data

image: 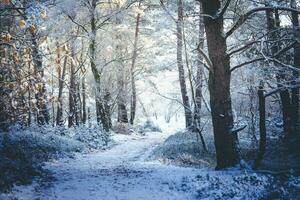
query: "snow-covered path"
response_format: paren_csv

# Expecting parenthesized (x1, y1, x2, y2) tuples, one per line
(9, 132, 202, 200)
(5, 126, 275, 200)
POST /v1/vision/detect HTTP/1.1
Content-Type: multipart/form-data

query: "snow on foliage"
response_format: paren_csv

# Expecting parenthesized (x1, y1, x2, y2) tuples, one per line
(150, 130, 215, 167)
(193, 170, 272, 200)
(137, 120, 162, 134)
(0, 124, 112, 192)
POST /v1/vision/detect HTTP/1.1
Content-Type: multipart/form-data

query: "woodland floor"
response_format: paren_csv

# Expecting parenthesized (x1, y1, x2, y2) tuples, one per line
(3, 131, 203, 200)
(1, 127, 300, 200)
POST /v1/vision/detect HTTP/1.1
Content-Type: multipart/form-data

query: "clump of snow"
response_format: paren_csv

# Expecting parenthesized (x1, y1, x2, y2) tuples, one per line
(150, 130, 215, 167)
(137, 120, 162, 134)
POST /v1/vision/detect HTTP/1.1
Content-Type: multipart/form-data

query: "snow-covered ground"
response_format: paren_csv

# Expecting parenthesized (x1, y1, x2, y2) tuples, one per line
(2, 122, 273, 200)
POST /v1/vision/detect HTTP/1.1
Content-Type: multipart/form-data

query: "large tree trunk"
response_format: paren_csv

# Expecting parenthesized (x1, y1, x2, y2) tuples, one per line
(194, 2, 205, 128)
(202, 0, 240, 169)
(177, 0, 192, 128)
(129, 0, 142, 125)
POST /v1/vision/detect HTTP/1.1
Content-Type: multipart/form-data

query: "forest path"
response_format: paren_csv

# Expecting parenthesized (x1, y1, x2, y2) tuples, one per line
(9, 131, 201, 200)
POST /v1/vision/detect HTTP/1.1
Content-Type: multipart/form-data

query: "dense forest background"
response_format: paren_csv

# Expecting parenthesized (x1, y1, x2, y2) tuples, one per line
(0, 0, 300, 199)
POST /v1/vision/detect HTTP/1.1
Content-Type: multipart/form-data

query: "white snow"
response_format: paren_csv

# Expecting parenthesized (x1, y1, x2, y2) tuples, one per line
(3, 124, 272, 200)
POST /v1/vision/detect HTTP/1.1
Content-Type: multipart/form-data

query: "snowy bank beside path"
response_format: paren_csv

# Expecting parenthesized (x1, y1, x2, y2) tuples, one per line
(3, 129, 276, 200)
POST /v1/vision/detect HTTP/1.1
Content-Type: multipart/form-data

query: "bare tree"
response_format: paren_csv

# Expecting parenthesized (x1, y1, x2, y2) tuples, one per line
(130, 0, 142, 125)
(194, 2, 205, 128)
(177, 0, 192, 128)
(56, 44, 68, 126)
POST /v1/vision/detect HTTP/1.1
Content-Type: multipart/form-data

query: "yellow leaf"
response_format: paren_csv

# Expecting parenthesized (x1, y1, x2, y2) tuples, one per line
(1, 0, 11, 5)
(19, 20, 26, 28)
(2, 33, 12, 42)
(29, 25, 36, 33)
(40, 10, 47, 19)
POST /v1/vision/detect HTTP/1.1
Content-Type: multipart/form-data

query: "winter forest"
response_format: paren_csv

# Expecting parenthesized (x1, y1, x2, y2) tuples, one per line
(0, 0, 300, 199)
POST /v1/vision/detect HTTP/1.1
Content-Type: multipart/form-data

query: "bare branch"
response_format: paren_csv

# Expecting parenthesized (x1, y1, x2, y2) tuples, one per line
(195, 44, 213, 72)
(159, 0, 177, 23)
(230, 57, 264, 72)
(230, 42, 297, 72)
(228, 41, 260, 56)
(216, 0, 232, 19)
(66, 14, 89, 34)
(226, 6, 300, 38)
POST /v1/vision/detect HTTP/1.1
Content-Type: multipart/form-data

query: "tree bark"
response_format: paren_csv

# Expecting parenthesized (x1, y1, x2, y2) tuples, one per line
(202, 0, 240, 169)
(104, 89, 112, 129)
(89, 0, 111, 131)
(177, 0, 192, 128)
(68, 49, 76, 127)
(116, 12, 128, 124)
(56, 52, 68, 126)
(130, 0, 142, 125)
(117, 58, 129, 123)
(253, 83, 266, 169)
(82, 76, 87, 124)
(194, 2, 205, 128)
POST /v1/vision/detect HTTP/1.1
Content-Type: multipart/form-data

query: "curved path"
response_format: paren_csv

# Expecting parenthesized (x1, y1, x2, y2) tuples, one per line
(9, 132, 201, 200)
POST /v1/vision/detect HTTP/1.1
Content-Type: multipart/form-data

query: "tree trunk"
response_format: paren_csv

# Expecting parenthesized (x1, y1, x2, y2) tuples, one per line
(56, 49, 68, 126)
(117, 60, 128, 123)
(202, 0, 240, 169)
(253, 82, 266, 169)
(194, 2, 205, 128)
(177, 0, 192, 128)
(89, 0, 111, 131)
(27, 64, 32, 127)
(68, 50, 76, 127)
(104, 89, 112, 129)
(96, 98, 111, 131)
(75, 81, 81, 125)
(116, 13, 128, 124)
(87, 107, 91, 127)
(117, 85, 129, 124)
(82, 76, 87, 124)
(130, 1, 142, 125)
